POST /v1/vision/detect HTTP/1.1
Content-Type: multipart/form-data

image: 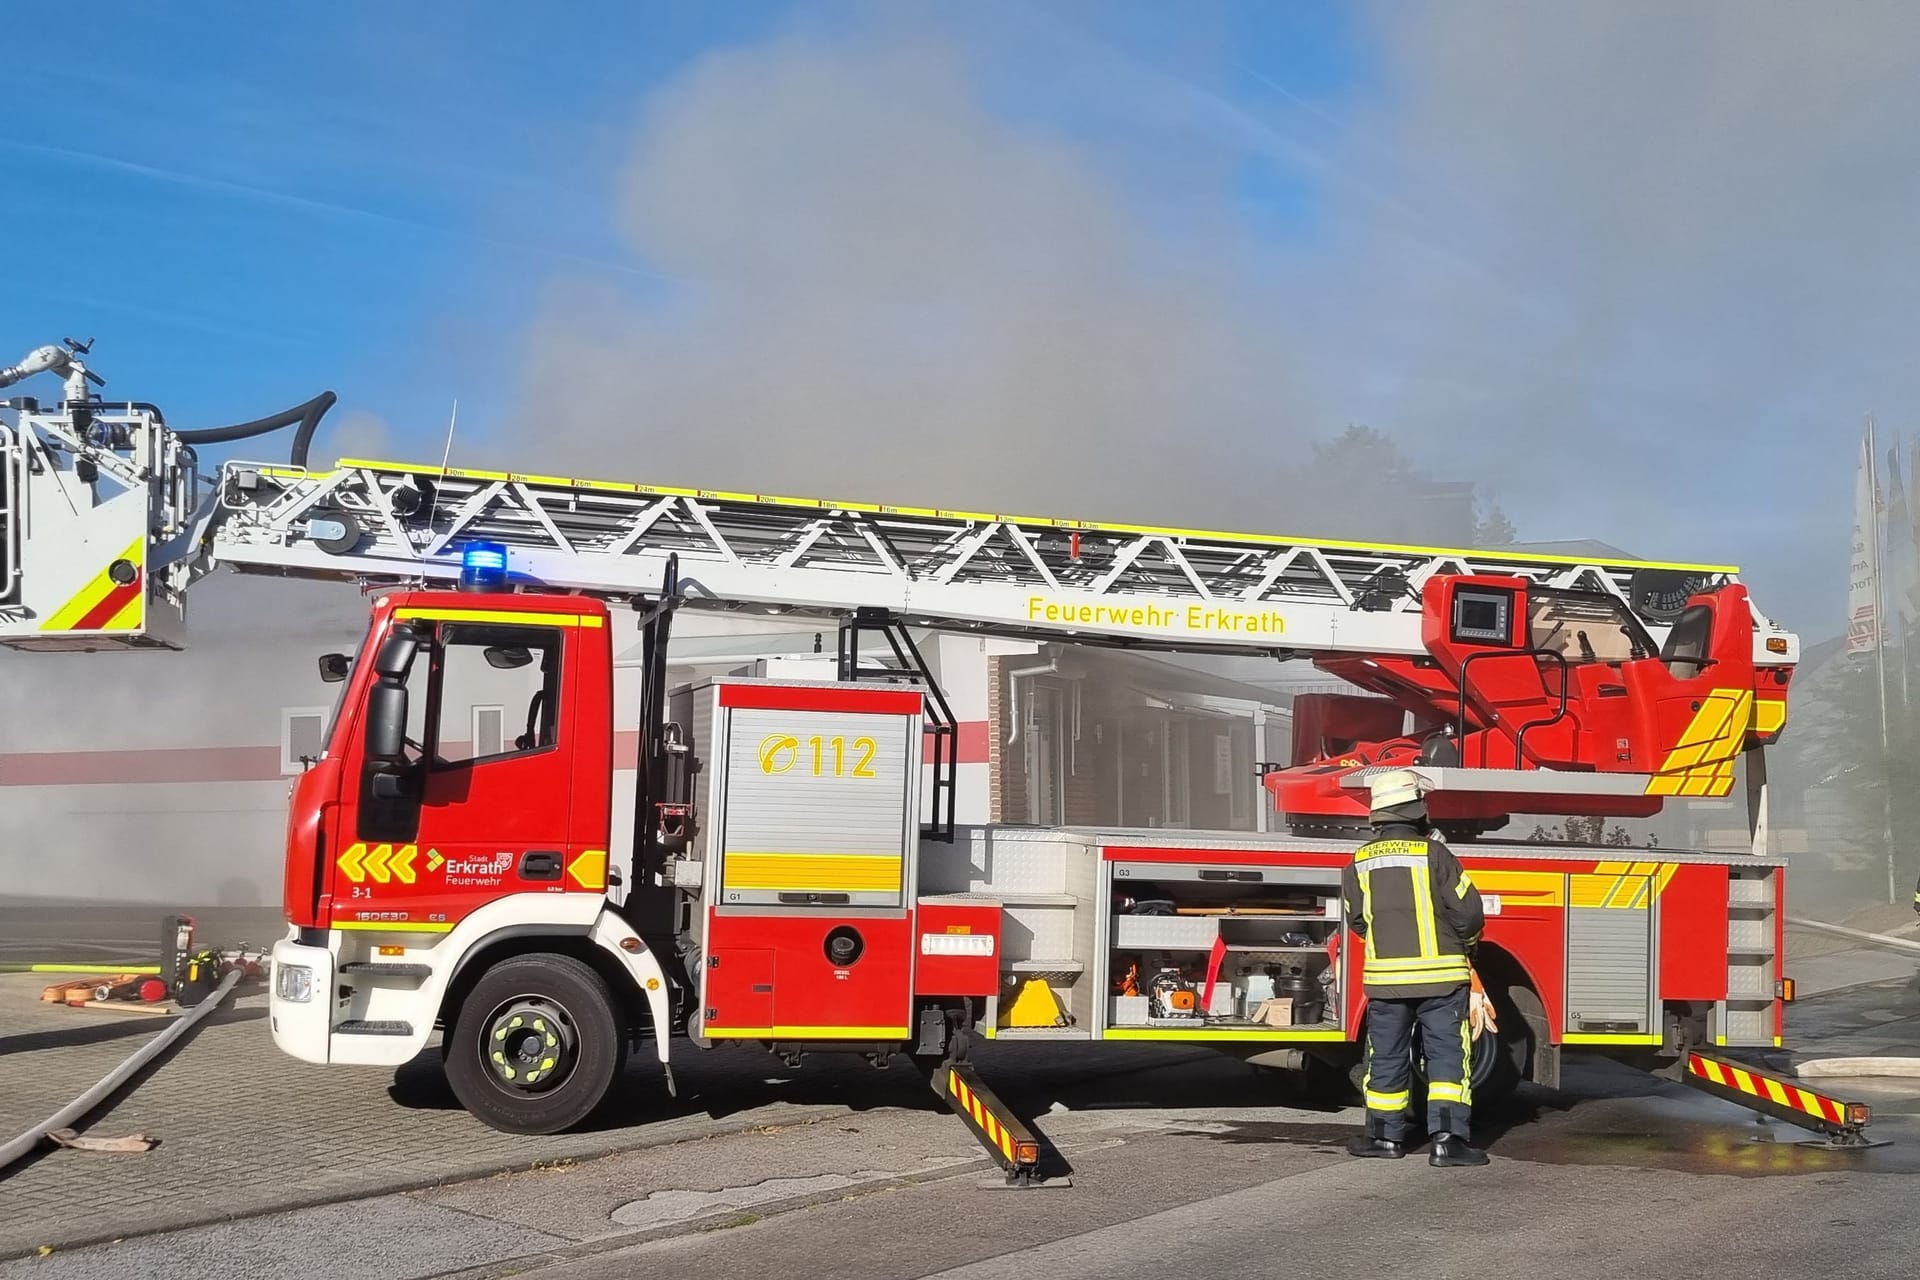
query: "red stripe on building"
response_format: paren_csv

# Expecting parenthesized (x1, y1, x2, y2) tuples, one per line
(4, 720, 994, 785)
(613, 721, 990, 771)
(0, 746, 285, 786)
(924, 720, 989, 765)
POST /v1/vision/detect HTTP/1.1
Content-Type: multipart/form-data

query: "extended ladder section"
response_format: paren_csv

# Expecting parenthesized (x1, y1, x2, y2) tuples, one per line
(0, 366, 1799, 676)
(196, 458, 1793, 663)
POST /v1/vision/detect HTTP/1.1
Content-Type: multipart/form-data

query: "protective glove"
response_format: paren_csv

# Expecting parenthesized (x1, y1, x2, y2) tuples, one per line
(1468, 968, 1498, 1041)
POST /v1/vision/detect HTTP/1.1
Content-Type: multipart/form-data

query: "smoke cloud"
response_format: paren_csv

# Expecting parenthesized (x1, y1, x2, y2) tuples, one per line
(1305, 1, 1920, 624)
(494, 4, 1920, 629)
(495, 31, 1311, 536)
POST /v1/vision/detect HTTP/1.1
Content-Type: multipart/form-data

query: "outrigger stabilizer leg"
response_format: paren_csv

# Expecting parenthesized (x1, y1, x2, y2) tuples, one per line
(1681, 1051, 1887, 1149)
(931, 1058, 1055, 1186)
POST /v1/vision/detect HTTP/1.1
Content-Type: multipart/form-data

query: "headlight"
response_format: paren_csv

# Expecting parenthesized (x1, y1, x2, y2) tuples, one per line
(275, 963, 314, 1004)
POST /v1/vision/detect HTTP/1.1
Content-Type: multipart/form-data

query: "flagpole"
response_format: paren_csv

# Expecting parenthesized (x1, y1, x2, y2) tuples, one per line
(1869, 415, 1897, 904)
(1895, 430, 1911, 709)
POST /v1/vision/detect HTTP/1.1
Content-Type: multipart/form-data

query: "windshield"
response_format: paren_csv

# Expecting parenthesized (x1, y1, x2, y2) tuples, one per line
(1527, 590, 1657, 665)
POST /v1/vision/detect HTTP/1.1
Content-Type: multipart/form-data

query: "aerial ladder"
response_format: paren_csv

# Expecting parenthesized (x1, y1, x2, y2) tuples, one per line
(3, 344, 1849, 1157)
(2, 341, 1798, 841)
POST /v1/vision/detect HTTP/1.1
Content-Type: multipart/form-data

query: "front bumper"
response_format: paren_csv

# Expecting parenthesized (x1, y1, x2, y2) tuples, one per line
(269, 934, 335, 1064)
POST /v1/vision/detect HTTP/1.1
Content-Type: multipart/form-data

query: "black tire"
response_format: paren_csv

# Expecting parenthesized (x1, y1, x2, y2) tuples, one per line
(443, 953, 625, 1135)
(1478, 981, 1543, 1107)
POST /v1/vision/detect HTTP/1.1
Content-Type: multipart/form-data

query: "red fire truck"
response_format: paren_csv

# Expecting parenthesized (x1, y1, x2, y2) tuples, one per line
(3, 348, 1857, 1176)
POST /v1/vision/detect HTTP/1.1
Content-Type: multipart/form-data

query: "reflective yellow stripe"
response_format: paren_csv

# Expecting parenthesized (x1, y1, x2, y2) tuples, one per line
(1428, 1081, 1468, 1104)
(1454, 873, 1472, 899)
(333, 920, 455, 933)
(1365, 1089, 1410, 1111)
(1101, 1027, 1353, 1041)
(1412, 863, 1438, 959)
(704, 1025, 911, 1039)
(334, 459, 1738, 572)
(395, 607, 603, 628)
(43, 537, 145, 631)
(1359, 868, 1376, 961)
(1364, 954, 1471, 973)
(1459, 1017, 1473, 1106)
(1562, 1032, 1663, 1045)
(722, 852, 902, 893)
(1363, 969, 1470, 987)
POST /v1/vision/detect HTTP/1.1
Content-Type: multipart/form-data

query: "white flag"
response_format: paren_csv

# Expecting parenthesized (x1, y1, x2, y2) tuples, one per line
(1849, 433, 1881, 656)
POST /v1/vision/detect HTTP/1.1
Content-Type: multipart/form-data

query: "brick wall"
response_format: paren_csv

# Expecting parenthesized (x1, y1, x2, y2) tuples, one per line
(987, 656, 1023, 822)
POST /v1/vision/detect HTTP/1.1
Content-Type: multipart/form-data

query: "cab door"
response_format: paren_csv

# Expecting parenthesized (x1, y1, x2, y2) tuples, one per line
(327, 615, 590, 934)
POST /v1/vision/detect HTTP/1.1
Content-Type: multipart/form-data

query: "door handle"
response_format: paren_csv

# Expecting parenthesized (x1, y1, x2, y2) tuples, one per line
(519, 851, 563, 881)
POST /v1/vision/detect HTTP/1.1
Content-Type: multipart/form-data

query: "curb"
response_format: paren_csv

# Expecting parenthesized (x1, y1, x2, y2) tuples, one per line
(1795, 1056, 1920, 1080)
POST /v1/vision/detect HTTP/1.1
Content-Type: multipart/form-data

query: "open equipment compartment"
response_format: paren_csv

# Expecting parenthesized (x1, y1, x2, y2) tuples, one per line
(1099, 836, 1349, 1039)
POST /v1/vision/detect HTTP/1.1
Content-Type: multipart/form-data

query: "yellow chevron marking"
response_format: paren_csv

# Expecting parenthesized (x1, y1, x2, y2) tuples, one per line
(567, 849, 608, 891)
(338, 842, 368, 884)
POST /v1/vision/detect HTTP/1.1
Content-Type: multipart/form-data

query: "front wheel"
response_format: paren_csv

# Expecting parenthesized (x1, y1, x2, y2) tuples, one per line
(444, 953, 625, 1135)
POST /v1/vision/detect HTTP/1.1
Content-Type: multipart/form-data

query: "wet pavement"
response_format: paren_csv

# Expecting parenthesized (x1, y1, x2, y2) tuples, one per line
(8, 938, 1920, 1277)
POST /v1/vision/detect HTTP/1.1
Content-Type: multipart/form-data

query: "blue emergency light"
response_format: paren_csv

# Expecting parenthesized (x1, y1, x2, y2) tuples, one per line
(458, 541, 509, 591)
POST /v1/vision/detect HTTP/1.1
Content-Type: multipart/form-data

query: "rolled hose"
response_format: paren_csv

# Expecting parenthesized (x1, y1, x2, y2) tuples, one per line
(174, 390, 338, 467)
(0, 968, 241, 1173)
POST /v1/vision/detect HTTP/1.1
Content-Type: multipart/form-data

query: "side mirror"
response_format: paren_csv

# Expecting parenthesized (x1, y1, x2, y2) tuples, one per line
(318, 652, 351, 683)
(373, 625, 421, 678)
(364, 679, 409, 765)
(484, 645, 533, 670)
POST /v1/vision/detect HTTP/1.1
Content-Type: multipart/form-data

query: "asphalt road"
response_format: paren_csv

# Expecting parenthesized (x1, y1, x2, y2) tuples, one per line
(11, 974, 1920, 1280)
(0, 898, 283, 966)
(7, 898, 1920, 1279)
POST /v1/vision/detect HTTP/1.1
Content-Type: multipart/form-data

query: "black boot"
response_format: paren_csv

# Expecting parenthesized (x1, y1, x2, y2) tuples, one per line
(1346, 1135, 1406, 1159)
(1428, 1134, 1489, 1167)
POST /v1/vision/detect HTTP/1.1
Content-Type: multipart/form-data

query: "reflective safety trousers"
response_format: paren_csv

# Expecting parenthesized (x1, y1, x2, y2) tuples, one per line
(1363, 987, 1474, 1141)
(1340, 829, 1486, 999)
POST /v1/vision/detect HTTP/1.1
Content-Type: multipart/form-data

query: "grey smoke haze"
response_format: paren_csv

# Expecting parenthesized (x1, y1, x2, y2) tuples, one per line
(486, 3, 1920, 638)
(12, 3, 1915, 911)
(500, 31, 1298, 540)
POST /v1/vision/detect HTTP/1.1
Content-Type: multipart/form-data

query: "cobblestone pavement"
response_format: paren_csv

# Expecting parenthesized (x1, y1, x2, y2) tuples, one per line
(8, 938, 1919, 1263)
(0, 973, 1211, 1260)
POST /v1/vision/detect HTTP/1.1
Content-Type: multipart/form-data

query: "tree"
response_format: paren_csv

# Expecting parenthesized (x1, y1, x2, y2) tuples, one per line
(1771, 649, 1920, 894)
(1277, 425, 1498, 549)
(1474, 499, 1518, 546)
(1526, 816, 1641, 846)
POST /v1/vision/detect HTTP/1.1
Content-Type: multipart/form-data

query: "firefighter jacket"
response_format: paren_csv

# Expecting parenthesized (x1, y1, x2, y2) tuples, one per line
(1340, 823, 1486, 999)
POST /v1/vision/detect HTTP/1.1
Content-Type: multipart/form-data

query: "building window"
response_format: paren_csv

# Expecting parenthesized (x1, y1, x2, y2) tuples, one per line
(281, 707, 328, 774)
(471, 705, 505, 760)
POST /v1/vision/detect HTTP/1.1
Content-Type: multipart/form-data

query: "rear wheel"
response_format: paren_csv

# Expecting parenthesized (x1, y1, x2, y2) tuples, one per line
(444, 953, 625, 1135)
(1475, 981, 1540, 1107)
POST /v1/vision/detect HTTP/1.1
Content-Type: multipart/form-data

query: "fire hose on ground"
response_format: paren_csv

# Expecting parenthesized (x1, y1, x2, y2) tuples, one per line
(0, 968, 242, 1173)
(1784, 915, 1920, 957)
(1784, 915, 1920, 1080)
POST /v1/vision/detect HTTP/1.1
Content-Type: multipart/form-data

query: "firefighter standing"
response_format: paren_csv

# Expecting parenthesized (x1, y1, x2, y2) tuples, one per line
(1341, 768, 1490, 1167)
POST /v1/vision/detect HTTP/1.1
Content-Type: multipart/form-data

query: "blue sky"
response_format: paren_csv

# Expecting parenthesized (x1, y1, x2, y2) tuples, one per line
(1, 2, 1360, 447)
(5, 2, 1912, 640)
